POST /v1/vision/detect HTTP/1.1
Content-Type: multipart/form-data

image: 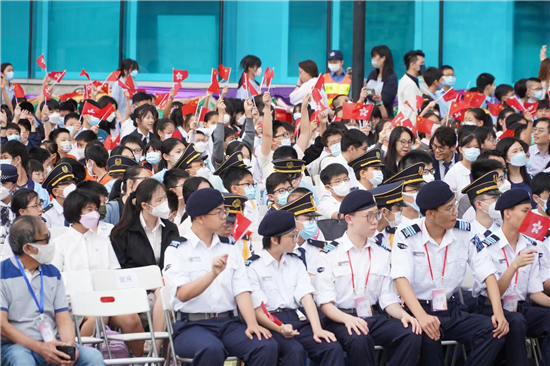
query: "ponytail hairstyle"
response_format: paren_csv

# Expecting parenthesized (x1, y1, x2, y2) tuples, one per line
(159, 138, 186, 170)
(110, 178, 166, 240)
(237, 55, 261, 88)
(118, 58, 138, 79)
(108, 165, 148, 201)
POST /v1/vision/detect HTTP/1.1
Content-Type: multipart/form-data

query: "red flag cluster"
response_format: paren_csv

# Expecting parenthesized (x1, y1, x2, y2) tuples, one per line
(342, 103, 373, 120)
(218, 64, 231, 81)
(242, 72, 259, 96)
(82, 101, 115, 120)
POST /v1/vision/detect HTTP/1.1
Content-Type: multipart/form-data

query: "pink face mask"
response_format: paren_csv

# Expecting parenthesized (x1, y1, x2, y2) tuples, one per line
(80, 211, 100, 229)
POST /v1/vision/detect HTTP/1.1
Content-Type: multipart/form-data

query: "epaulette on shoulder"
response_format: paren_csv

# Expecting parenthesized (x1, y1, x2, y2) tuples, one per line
(307, 239, 333, 249)
(43, 204, 53, 212)
(385, 226, 396, 234)
(376, 240, 391, 252)
(521, 234, 536, 245)
(245, 254, 260, 266)
(169, 237, 188, 248)
(219, 236, 230, 244)
(400, 224, 421, 238)
(454, 219, 471, 231)
(470, 235, 484, 252)
(320, 241, 339, 253)
(482, 233, 500, 248)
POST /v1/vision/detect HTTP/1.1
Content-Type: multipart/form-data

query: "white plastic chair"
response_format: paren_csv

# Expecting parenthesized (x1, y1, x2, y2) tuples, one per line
(91, 265, 163, 291)
(71, 288, 164, 365)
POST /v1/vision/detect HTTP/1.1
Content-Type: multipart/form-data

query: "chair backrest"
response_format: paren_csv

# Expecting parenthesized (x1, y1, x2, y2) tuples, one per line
(159, 285, 174, 311)
(462, 265, 475, 289)
(71, 288, 150, 317)
(62, 271, 93, 296)
(318, 219, 347, 240)
(91, 265, 163, 291)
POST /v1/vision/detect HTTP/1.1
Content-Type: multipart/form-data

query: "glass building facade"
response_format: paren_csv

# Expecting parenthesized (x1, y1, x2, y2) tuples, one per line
(2, 0, 549, 89)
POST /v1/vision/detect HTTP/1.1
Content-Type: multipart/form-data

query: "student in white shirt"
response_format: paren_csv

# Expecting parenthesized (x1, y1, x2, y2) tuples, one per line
(397, 50, 424, 121)
(444, 133, 481, 201)
(289, 60, 328, 109)
(319, 164, 351, 220)
(51, 189, 144, 357)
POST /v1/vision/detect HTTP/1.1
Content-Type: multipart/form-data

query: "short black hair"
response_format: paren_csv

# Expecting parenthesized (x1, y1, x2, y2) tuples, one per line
(74, 130, 97, 144)
(514, 78, 527, 99)
(262, 235, 281, 250)
(29, 147, 51, 164)
(534, 118, 550, 132)
(64, 112, 80, 123)
(440, 65, 454, 72)
(59, 101, 76, 113)
(63, 189, 100, 224)
(341, 129, 368, 152)
(400, 150, 433, 169)
(505, 113, 526, 129)
(403, 50, 425, 69)
(476, 73, 495, 92)
(266, 172, 292, 195)
(11, 188, 39, 217)
(474, 126, 496, 145)
(49, 127, 70, 142)
(84, 145, 109, 168)
(77, 180, 109, 199)
(27, 159, 43, 176)
(273, 146, 298, 160)
(423, 67, 443, 87)
(222, 167, 252, 192)
(182, 177, 213, 204)
(320, 163, 348, 185)
(495, 84, 514, 102)
(6, 123, 20, 134)
(432, 127, 456, 148)
(1, 140, 29, 169)
(470, 159, 505, 181)
(531, 173, 550, 196)
(478, 149, 505, 161)
(131, 92, 151, 105)
(537, 99, 550, 111)
(321, 128, 344, 148)
(163, 169, 190, 190)
(121, 134, 144, 151)
(17, 119, 31, 133)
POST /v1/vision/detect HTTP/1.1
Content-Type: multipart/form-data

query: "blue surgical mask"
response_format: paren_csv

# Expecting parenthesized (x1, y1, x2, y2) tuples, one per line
(443, 75, 456, 87)
(244, 186, 257, 201)
(146, 151, 161, 165)
(402, 192, 420, 212)
(510, 152, 527, 167)
(130, 70, 138, 78)
(526, 158, 531, 170)
(462, 147, 480, 162)
(5, 71, 14, 81)
(299, 220, 318, 240)
(534, 90, 544, 101)
(276, 191, 290, 206)
(437, 82, 444, 91)
(330, 142, 341, 157)
(58, 117, 65, 127)
(89, 116, 101, 126)
(66, 126, 74, 134)
(293, 113, 301, 121)
(7, 135, 20, 142)
(280, 139, 291, 147)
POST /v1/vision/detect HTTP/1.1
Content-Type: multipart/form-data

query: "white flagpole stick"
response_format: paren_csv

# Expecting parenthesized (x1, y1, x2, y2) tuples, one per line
(465, 81, 471, 92)
(226, 69, 231, 88)
(268, 67, 274, 93)
(435, 87, 453, 103)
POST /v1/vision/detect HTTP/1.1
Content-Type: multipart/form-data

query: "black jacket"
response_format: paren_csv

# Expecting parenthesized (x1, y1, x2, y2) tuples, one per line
(112, 217, 179, 270)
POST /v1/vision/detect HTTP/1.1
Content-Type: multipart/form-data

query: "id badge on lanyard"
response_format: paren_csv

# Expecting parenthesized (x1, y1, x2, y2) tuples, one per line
(15, 256, 54, 342)
(502, 249, 519, 312)
(348, 249, 373, 318)
(425, 244, 449, 312)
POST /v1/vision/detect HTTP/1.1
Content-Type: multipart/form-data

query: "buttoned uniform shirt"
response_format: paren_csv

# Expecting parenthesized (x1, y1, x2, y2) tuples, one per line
(315, 232, 400, 310)
(94, 221, 114, 238)
(43, 199, 66, 229)
(0, 258, 68, 343)
(51, 227, 121, 272)
(391, 218, 496, 301)
(140, 212, 164, 264)
(318, 194, 341, 220)
(473, 228, 544, 301)
(443, 161, 471, 201)
(246, 249, 315, 311)
(471, 219, 501, 242)
(295, 230, 327, 275)
(539, 235, 550, 283)
(528, 144, 550, 176)
(163, 229, 252, 313)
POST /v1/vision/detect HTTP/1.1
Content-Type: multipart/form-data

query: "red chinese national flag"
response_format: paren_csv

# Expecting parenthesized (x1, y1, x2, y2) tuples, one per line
(416, 95, 425, 111)
(48, 70, 66, 83)
(155, 93, 170, 109)
(43, 85, 50, 101)
(313, 74, 325, 91)
(207, 69, 220, 94)
(416, 116, 435, 135)
(106, 70, 121, 82)
(469, 93, 486, 108)
(92, 80, 109, 94)
(464, 91, 475, 106)
(80, 68, 90, 80)
(232, 212, 252, 242)
(342, 103, 373, 120)
(13, 83, 25, 99)
(519, 211, 550, 241)
(59, 91, 80, 102)
(36, 54, 47, 70)
(505, 96, 525, 112)
(181, 99, 199, 116)
(488, 103, 504, 117)
(81, 101, 101, 117)
(524, 102, 538, 116)
(442, 87, 458, 102)
(218, 64, 231, 81)
(242, 72, 258, 96)
(126, 75, 135, 90)
(392, 111, 406, 127)
(173, 69, 189, 83)
(499, 128, 515, 140)
(449, 101, 470, 115)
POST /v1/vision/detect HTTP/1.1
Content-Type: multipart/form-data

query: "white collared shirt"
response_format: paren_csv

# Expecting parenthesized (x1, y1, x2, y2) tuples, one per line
(443, 161, 471, 200)
(43, 199, 66, 229)
(246, 249, 315, 311)
(163, 229, 251, 313)
(140, 212, 164, 264)
(51, 227, 121, 272)
(471, 219, 500, 241)
(474, 228, 543, 301)
(437, 154, 456, 180)
(318, 194, 341, 220)
(94, 221, 114, 238)
(315, 232, 399, 310)
(296, 230, 326, 275)
(539, 236, 550, 283)
(391, 218, 496, 300)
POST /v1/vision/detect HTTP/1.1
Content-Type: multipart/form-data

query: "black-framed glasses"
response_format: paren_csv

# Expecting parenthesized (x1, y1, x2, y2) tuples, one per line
(206, 207, 230, 219)
(236, 182, 257, 188)
(274, 187, 294, 195)
(353, 210, 383, 223)
(34, 233, 51, 244)
(275, 132, 290, 139)
(423, 168, 435, 175)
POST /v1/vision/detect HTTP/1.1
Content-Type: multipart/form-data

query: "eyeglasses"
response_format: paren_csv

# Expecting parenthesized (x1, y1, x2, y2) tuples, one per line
(398, 139, 413, 146)
(435, 201, 459, 215)
(330, 177, 350, 186)
(275, 132, 290, 139)
(423, 168, 435, 175)
(432, 144, 449, 153)
(485, 137, 497, 144)
(236, 182, 257, 188)
(130, 148, 142, 155)
(26, 203, 42, 211)
(274, 187, 294, 195)
(34, 233, 51, 244)
(296, 217, 318, 224)
(353, 210, 383, 223)
(205, 207, 230, 219)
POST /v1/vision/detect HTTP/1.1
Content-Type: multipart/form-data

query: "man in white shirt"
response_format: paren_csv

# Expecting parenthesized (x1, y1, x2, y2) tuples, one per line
(398, 50, 424, 121)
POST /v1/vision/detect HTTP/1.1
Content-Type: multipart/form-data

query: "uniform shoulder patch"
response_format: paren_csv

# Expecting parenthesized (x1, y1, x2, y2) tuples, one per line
(320, 241, 339, 253)
(169, 237, 187, 248)
(245, 254, 260, 266)
(400, 224, 421, 238)
(521, 234, 536, 245)
(482, 233, 500, 248)
(470, 235, 484, 252)
(219, 236, 231, 244)
(43, 203, 53, 212)
(454, 219, 471, 231)
(385, 226, 396, 234)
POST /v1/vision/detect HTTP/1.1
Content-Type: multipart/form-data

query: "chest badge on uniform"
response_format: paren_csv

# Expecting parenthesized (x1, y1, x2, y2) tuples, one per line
(397, 243, 407, 250)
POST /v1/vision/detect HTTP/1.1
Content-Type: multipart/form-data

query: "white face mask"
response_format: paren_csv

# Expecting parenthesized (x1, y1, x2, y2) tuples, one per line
(388, 211, 402, 228)
(0, 185, 13, 201)
(170, 153, 183, 165)
(243, 158, 251, 166)
(368, 170, 384, 187)
(61, 183, 76, 198)
(328, 63, 341, 73)
(86, 161, 95, 177)
(481, 201, 502, 221)
(280, 138, 291, 147)
(194, 166, 211, 179)
(49, 112, 60, 125)
(423, 173, 435, 183)
(60, 141, 73, 153)
(331, 181, 351, 197)
(223, 114, 230, 124)
(148, 200, 171, 220)
(499, 180, 511, 193)
(164, 132, 173, 140)
(254, 67, 262, 77)
(237, 115, 246, 126)
(195, 141, 208, 153)
(74, 148, 85, 160)
(25, 242, 56, 264)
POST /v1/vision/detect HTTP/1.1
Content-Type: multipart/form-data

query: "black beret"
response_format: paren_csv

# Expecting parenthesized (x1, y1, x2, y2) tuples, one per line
(495, 189, 531, 211)
(0, 164, 18, 183)
(339, 190, 376, 215)
(417, 180, 454, 211)
(186, 188, 224, 218)
(258, 210, 296, 237)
